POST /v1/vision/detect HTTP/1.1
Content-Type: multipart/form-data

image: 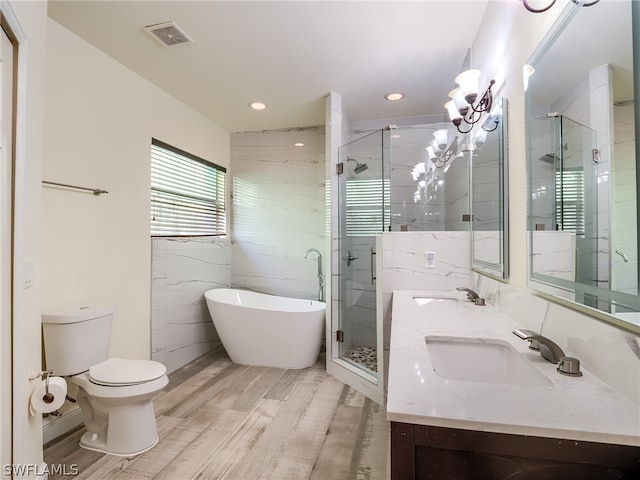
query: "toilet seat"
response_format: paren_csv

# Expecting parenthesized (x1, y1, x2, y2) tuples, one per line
(89, 357, 167, 386)
(70, 371, 168, 400)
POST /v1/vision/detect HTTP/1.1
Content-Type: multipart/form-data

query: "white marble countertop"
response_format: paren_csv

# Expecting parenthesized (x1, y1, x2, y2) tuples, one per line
(387, 290, 640, 447)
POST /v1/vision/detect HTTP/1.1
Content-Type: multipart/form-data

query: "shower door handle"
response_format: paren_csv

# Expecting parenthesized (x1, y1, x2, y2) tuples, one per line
(370, 248, 376, 285)
(344, 250, 358, 267)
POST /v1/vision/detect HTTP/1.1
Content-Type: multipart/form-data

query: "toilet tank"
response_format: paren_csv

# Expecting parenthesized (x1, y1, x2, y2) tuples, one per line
(42, 305, 114, 376)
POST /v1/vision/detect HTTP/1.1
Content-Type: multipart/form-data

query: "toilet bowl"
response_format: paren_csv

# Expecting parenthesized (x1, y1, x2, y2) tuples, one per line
(42, 306, 169, 456)
(70, 358, 168, 456)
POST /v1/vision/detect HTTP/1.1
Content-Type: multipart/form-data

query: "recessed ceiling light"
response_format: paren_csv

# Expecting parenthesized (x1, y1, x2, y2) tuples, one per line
(249, 101, 267, 110)
(384, 92, 405, 101)
(295, 143, 304, 147)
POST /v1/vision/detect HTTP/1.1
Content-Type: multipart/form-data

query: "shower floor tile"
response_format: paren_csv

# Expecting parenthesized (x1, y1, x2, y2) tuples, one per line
(346, 346, 377, 372)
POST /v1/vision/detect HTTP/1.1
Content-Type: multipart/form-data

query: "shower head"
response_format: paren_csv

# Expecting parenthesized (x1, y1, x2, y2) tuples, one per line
(347, 157, 369, 174)
(354, 163, 368, 174)
(539, 153, 559, 164)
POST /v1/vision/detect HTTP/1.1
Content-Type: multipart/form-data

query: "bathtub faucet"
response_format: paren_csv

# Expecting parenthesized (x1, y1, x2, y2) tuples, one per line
(304, 248, 324, 302)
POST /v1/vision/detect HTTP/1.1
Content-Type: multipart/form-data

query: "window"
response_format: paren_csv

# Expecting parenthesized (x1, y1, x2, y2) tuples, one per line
(151, 139, 226, 236)
(345, 178, 390, 236)
(555, 168, 584, 235)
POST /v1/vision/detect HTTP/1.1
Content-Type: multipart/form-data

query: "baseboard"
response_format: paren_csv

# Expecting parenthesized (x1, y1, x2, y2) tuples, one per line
(43, 407, 83, 445)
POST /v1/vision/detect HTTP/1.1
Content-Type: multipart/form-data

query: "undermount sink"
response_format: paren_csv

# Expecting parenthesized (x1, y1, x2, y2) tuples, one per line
(413, 295, 459, 306)
(425, 336, 552, 387)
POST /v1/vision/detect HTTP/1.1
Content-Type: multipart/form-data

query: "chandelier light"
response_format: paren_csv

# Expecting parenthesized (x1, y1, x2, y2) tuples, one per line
(444, 69, 496, 134)
(426, 129, 460, 168)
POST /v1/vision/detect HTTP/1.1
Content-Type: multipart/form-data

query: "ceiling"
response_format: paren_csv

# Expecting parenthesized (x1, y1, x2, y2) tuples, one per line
(47, 0, 490, 133)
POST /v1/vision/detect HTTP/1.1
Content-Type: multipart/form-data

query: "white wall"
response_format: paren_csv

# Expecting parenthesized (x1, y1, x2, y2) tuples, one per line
(41, 19, 230, 362)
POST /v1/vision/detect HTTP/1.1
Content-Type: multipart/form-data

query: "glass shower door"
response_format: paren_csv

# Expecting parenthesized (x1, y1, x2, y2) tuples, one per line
(337, 130, 389, 376)
(553, 115, 600, 304)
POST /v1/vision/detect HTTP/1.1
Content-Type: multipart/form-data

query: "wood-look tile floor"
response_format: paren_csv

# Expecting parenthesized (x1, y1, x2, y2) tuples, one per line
(44, 348, 390, 480)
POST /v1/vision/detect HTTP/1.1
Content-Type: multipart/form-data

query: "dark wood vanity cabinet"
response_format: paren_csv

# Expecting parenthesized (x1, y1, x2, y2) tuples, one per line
(390, 422, 640, 480)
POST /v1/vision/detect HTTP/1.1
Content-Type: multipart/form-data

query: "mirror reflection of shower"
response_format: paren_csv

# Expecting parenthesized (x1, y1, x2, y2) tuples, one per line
(346, 157, 369, 174)
(616, 250, 629, 263)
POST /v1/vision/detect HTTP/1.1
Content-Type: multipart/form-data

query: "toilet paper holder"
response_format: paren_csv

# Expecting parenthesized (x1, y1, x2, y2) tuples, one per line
(29, 370, 77, 406)
(29, 369, 55, 403)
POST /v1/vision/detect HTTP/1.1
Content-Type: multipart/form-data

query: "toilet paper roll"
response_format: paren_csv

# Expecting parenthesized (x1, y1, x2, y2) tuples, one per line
(30, 377, 67, 415)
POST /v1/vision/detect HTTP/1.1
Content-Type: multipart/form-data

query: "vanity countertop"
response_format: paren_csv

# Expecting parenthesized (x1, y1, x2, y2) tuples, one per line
(387, 290, 640, 447)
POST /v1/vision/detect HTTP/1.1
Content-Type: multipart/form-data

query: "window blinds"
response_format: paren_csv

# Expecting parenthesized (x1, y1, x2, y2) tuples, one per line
(555, 168, 584, 235)
(345, 178, 390, 236)
(151, 139, 226, 236)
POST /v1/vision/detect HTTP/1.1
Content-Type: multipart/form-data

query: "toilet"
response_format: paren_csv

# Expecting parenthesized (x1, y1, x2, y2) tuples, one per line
(42, 305, 168, 456)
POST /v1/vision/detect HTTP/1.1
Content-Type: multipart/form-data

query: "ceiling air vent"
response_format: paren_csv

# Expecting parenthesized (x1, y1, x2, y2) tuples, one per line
(144, 21, 194, 47)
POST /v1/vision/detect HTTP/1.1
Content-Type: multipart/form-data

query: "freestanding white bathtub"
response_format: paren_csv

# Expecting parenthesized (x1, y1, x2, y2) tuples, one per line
(204, 288, 326, 369)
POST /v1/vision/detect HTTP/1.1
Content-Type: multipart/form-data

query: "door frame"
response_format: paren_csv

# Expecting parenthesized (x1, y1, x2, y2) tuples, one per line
(1, 0, 27, 472)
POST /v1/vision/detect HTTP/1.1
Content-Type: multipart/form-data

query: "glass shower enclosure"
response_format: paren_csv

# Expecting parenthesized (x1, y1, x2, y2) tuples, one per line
(529, 113, 601, 306)
(336, 129, 390, 375)
(334, 123, 469, 378)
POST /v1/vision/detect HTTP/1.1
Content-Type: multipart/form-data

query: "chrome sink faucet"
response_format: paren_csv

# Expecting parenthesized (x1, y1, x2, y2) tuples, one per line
(456, 287, 485, 306)
(513, 329, 582, 377)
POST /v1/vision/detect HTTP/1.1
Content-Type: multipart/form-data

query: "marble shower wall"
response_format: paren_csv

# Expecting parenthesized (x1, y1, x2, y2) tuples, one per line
(151, 237, 231, 373)
(230, 127, 326, 300)
(612, 101, 637, 295)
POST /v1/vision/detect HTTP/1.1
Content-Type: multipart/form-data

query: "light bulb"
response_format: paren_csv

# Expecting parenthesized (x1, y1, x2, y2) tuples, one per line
(455, 69, 481, 104)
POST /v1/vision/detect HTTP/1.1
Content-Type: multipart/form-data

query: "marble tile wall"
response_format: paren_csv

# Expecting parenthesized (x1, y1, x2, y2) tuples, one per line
(531, 230, 576, 284)
(380, 231, 472, 389)
(230, 126, 326, 300)
(472, 231, 501, 265)
(474, 273, 640, 405)
(151, 237, 231, 373)
(612, 102, 637, 295)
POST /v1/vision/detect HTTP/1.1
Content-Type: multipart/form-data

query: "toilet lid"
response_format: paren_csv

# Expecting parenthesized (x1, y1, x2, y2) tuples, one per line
(89, 357, 166, 386)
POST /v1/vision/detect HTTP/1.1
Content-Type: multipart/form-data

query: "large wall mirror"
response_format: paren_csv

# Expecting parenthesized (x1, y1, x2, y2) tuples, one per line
(472, 98, 509, 279)
(526, 0, 639, 329)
